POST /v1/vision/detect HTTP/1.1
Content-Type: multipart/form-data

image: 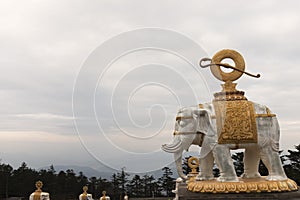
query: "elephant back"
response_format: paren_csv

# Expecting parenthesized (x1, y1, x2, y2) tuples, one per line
(213, 100, 258, 144)
(253, 103, 280, 152)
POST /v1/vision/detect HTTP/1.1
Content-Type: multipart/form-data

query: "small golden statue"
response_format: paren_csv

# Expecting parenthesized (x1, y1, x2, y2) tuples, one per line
(29, 181, 50, 200)
(100, 191, 110, 200)
(79, 186, 93, 200)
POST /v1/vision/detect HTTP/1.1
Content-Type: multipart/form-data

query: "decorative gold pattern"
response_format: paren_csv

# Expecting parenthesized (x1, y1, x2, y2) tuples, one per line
(187, 178, 298, 193)
(256, 114, 276, 117)
(200, 104, 275, 119)
(198, 104, 216, 119)
(173, 131, 196, 135)
(175, 116, 194, 121)
(256, 107, 276, 118)
(213, 82, 247, 101)
(213, 100, 258, 144)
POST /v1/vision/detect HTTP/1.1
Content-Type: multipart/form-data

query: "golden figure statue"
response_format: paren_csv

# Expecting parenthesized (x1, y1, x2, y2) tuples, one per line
(29, 181, 50, 200)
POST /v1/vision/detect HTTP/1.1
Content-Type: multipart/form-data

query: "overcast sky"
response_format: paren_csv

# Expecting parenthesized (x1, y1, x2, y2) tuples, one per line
(0, 0, 300, 174)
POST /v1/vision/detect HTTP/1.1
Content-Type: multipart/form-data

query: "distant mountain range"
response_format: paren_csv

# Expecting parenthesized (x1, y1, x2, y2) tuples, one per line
(40, 164, 178, 180)
(40, 165, 114, 179)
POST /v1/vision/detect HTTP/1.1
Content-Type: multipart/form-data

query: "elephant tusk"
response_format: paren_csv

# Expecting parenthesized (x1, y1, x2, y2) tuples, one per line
(162, 138, 182, 153)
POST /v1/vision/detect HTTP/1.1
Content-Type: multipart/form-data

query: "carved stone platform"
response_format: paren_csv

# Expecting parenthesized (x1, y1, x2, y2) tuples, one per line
(187, 177, 298, 193)
(179, 181, 300, 200)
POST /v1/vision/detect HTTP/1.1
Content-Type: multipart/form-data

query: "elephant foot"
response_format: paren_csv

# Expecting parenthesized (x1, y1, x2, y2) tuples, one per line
(266, 175, 287, 181)
(181, 176, 188, 181)
(176, 177, 183, 182)
(196, 172, 214, 181)
(217, 176, 239, 182)
(241, 172, 261, 179)
(196, 175, 214, 181)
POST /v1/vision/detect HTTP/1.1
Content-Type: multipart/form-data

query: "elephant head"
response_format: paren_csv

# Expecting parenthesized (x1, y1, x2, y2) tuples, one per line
(161, 106, 213, 180)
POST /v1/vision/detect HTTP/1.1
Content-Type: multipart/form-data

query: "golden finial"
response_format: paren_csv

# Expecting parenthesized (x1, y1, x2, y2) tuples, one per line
(199, 49, 260, 82)
(210, 49, 246, 82)
(83, 186, 88, 194)
(35, 181, 43, 192)
(102, 191, 107, 199)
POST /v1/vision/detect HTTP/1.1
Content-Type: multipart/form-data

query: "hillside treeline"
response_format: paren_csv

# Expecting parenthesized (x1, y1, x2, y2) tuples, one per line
(0, 164, 174, 200)
(0, 144, 299, 200)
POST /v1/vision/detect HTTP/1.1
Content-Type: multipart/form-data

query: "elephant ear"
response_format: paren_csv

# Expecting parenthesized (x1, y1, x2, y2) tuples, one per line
(195, 109, 218, 159)
(194, 109, 213, 135)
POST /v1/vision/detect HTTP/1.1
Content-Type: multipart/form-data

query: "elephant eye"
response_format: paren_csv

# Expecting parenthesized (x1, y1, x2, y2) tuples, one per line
(179, 120, 186, 126)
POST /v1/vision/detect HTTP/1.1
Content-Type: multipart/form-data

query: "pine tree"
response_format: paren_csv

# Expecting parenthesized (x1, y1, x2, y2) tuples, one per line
(89, 176, 98, 198)
(284, 144, 300, 185)
(117, 167, 129, 197)
(111, 173, 120, 200)
(141, 174, 155, 197)
(231, 151, 285, 177)
(0, 162, 13, 198)
(77, 171, 89, 191)
(213, 167, 220, 177)
(158, 167, 175, 197)
(127, 175, 142, 197)
(97, 177, 112, 198)
(258, 160, 268, 176)
(11, 162, 39, 197)
(232, 152, 244, 176)
(38, 165, 57, 196)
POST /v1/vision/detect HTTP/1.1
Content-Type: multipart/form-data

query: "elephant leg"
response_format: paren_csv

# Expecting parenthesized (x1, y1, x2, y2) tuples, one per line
(259, 146, 287, 181)
(196, 151, 214, 180)
(242, 146, 261, 178)
(213, 145, 239, 182)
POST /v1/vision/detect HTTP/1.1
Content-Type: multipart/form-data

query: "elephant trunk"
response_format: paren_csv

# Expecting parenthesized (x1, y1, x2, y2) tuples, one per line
(162, 136, 187, 180)
(161, 137, 182, 153)
(174, 150, 187, 180)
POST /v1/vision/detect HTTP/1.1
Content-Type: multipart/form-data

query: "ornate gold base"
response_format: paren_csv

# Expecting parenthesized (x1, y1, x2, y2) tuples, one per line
(187, 177, 298, 193)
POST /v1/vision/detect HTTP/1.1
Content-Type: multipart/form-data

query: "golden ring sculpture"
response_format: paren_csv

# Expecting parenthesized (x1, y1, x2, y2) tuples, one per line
(188, 157, 199, 174)
(188, 157, 199, 168)
(210, 49, 245, 82)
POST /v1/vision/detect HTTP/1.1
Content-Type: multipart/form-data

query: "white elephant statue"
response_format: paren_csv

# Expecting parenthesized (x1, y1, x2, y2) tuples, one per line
(161, 102, 287, 182)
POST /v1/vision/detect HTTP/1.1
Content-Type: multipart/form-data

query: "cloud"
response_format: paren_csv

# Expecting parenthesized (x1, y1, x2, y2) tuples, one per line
(0, 0, 299, 173)
(14, 113, 74, 120)
(0, 131, 76, 143)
